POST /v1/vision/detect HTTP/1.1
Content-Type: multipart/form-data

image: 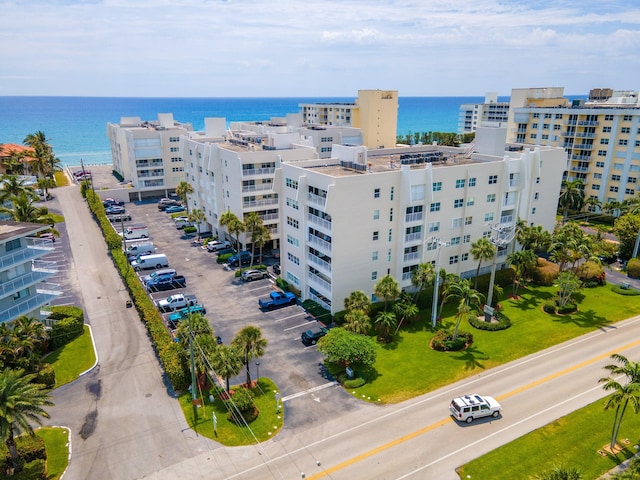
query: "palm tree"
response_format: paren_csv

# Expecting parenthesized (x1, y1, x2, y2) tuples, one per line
(470, 237, 496, 289)
(599, 354, 640, 451)
(344, 290, 371, 313)
(583, 196, 601, 222)
(231, 326, 267, 386)
(23, 131, 57, 181)
(373, 275, 400, 312)
(209, 344, 243, 393)
(559, 179, 585, 224)
(410, 263, 435, 303)
(374, 311, 398, 342)
(175, 181, 194, 215)
(393, 293, 419, 333)
(0, 192, 57, 224)
(9, 316, 49, 372)
(188, 208, 206, 241)
(518, 224, 552, 253)
(0, 369, 53, 474)
(219, 209, 245, 253)
(252, 226, 271, 265)
(445, 278, 484, 341)
(343, 309, 371, 335)
(1, 149, 26, 175)
(244, 212, 263, 266)
(0, 175, 37, 205)
(506, 249, 537, 297)
(437, 270, 458, 321)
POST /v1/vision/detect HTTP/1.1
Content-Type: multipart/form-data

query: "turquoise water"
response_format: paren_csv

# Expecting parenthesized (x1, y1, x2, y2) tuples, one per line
(0, 96, 502, 166)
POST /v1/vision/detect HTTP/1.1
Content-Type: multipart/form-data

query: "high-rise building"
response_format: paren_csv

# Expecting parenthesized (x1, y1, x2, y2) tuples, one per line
(505, 87, 640, 208)
(107, 114, 193, 199)
(0, 221, 61, 325)
(458, 93, 510, 134)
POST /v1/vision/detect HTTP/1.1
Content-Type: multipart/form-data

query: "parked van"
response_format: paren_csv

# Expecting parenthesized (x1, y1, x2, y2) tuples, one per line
(131, 253, 169, 271)
(120, 225, 149, 240)
(125, 242, 155, 256)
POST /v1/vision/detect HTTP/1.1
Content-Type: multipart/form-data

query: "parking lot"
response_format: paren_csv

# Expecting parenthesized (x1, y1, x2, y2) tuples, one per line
(120, 198, 366, 427)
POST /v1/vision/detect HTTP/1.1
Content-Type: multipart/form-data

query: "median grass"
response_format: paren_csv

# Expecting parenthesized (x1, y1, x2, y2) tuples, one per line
(43, 325, 96, 387)
(353, 283, 640, 404)
(178, 377, 284, 446)
(457, 396, 640, 479)
(37, 427, 69, 479)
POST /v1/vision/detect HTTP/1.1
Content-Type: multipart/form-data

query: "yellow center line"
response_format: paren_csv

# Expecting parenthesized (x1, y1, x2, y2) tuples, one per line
(308, 337, 640, 479)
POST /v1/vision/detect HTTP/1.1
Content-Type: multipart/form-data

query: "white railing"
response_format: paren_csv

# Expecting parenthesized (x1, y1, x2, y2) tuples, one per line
(242, 184, 273, 193)
(0, 289, 62, 323)
(243, 167, 276, 176)
(308, 235, 332, 252)
(404, 232, 422, 243)
(307, 192, 327, 207)
(0, 240, 54, 270)
(405, 212, 423, 223)
(308, 292, 331, 310)
(307, 213, 332, 231)
(403, 252, 420, 263)
(308, 253, 332, 272)
(308, 272, 332, 293)
(0, 270, 53, 297)
(243, 198, 278, 208)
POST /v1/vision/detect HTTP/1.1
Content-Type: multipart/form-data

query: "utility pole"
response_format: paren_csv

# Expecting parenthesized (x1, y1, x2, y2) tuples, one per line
(429, 237, 447, 329)
(484, 223, 516, 321)
(188, 310, 197, 403)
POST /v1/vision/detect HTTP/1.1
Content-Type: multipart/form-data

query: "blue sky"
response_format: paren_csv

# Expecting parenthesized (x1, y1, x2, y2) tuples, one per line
(2, 0, 639, 97)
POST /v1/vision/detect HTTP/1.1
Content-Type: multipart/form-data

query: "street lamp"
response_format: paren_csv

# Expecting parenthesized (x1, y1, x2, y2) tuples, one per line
(428, 237, 448, 329)
(484, 223, 516, 322)
(256, 362, 260, 382)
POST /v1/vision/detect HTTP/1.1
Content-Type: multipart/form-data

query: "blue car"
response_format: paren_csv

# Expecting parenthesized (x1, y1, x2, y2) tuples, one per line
(165, 205, 185, 214)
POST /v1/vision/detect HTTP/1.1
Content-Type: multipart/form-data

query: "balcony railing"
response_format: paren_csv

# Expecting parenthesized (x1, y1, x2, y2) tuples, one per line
(571, 154, 592, 160)
(403, 251, 420, 263)
(242, 167, 275, 177)
(402, 271, 412, 281)
(0, 269, 55, 298)
(307, 213, 332, 231)
(308, 292, 331, 310)
(307, 192, 327, 207)
(405, 212, 423, 223)
(404, 232, 422, 243)
(259, 213, 279, 221)
(308, 271, 331, 293)
(243, 198, 278, 208)
(242, 184, 273, 193)
(575, 132, 596, 138)
(0, 239, 54, 271)
(308, 235, 332, 252)
(0, 287, 63, 323)
(308, 253, 332, 272)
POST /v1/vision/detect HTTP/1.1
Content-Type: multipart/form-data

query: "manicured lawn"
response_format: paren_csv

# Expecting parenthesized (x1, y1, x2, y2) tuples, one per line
(353, 284, 640, 404)
(54, 171, 69, 187)
(179, 378, 284, 446)
(457, 396, 640, 479)
(37, 427, 69, 480)
(43, 325, 96, 387)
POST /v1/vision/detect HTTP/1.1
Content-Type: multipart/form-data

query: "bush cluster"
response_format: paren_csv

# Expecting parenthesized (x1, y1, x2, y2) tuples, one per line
(183, 226, 197, 234)
(468, 311, 511, 331)
(576, 260, 606, 286)
(217, 253, 233, 264)
(0, 435, 46, 477)
(225, 387, 259, 424)
(49, 309, 84, 350)
(627, 258, 640, 279)
(531, 258, 559, 286)
(543, 299, 578, 314)
(612, 284, 640, 296)
(343, 377, 366, 389)
(34, 364, 56, 389)
(84, 190, 190, 391)
(431, 330, 473, 351)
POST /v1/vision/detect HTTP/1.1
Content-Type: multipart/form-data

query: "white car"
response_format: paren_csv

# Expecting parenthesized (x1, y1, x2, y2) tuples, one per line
(206, 240, 231, 252)
(241, 269, 269, 282)
(449, 394, 501, 423)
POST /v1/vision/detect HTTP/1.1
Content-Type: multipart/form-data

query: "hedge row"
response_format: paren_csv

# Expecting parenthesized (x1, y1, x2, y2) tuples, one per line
(47, 305, 84, 350)
(84, 190, 190, 391)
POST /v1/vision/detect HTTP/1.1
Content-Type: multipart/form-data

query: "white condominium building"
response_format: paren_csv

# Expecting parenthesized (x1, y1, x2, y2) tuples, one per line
(107, 113, 193, 197)
(299, 90, 398, 149)
(458, 92, 510, 134)
(505, 87, 640, 207)
(276, 126, 566, 313)
(0, 221, 61, 325)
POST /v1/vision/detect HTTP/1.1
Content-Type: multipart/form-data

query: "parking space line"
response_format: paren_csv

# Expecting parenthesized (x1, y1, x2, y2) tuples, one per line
(273, 309, 309, 323)
(282, 381, 339, 402)
(284, 321, 317, 332)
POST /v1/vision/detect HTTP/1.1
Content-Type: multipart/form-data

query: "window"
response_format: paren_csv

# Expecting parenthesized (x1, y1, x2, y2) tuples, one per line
(463, 234, 471, 244)
(603, 126, 612, 133)
(286, 217, 299, 229)
(411, 185, 425, 201)
(629, 177, 637, 184)
(389, 208, 394, 221)
(461, 253, 469, 262)
(593, 173, 602, 179)
(530, 134, 537, 139)
(388, 249, 392, 262)
(556, 113, 563, 119)
(451, 218, 463, 228)
(371, 271, 378, 281)
(430, 202, 441, 212)
(592, 184, 601, 191)
(467, 197, 475, 206)
(624, 115, 632, 121)
(450, 236, 461, 245)
(605, 114, 614, 121)
(454, 199, 464, 208)
(388, 229, 393, 242)
(286, 197, 299, 210)
(5, 239, 20, 251)
(373, 209, 380, 220)
(169, 137, 180, 142)
(533, 113, 540, 118)
(428, 221, 440, 232)
(374, 188, 381, 198)
(534, 192, 539, 200)
(531, 208, 536, 215)
(543, 124, 550, 129)
(614, 163, 623, 170)
(287, 253, 300, 265)
(612, 174, 621, 181)
(596, 161, 605, 168)
(432, 181, 442, 192)
(536, 177, 540, 184)
(449, 255, 459, 265)
(542, 134, 549, 140)
(286, 178, 299, 189)
(390, 186, 394, 200)
(372, 251, 378, 261)
(484, 213, 494, 222)
(488, 175, 498, 185)
(170, 147, 179, 152)
(625, 188, 635, 195)
(373, 231, 379, 241)
(619, 139, 628, 146)
(601, 139, 609, 145)
(465, 216, 473, 225)
(486, 193, 496, 203)
(610, 186, 619, 192)
(598, 150, 607, 156)
(456, 179, 465, 189)
(532, 123, 538, 128)
(468, 177, 476, 187)
(636, 141, 640, 147)
(286, 235, 299, 247)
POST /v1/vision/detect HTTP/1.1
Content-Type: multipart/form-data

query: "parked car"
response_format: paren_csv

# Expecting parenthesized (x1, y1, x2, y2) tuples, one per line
(228, 251, 252, 267)
(105, 205, 126, 215)
(449, 394, 501, 424)
(241, 269, 269, 282)
(301, 325, 330, 346)
(158, 199, 182, 211)
(103, 198, 124, 207)
(165, 205, 185, 214)
(206, 240, 231, 252)
(73, 169, 91, 177)
(272, 263, 281, 275)
(38, 232, 55, 243)
(108, 213, 132, 223)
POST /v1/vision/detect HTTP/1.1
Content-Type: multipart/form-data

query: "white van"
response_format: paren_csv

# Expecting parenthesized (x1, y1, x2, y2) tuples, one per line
(131, 253, 169, 271)
(120, 225, 149, 240)
(125, 242, 155, 256)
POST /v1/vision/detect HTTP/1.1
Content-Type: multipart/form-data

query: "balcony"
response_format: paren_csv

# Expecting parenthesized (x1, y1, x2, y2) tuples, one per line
(0, 239, 54, 271)
(242, 167, 275, 177)
(259, 213, 279, 222)
(402, 271, 413, 281)
(308, 235, 332, 252)
(308, 253, 332, 272)
(0, 287, 63, 324)
(0, 269, 56, 298)
(307, 213, 332, 231)
(405, 212, 423, 223)
(571, 154, 592, 161)
(578, 120, 599, 126)
(308, 291, 331, 310)
(307, 192, 327, 207)
(308, 271, 331, 293)
(243, 198, 278, 208)
(138, 172, 164, 178)
(575, 132, 596, 138)
(569, 166, 589, 172)
(404, 232, 422, 243)
(574, 144, 593, 151)
(242, 183, 273, 193)
(403, 251, 420, 263)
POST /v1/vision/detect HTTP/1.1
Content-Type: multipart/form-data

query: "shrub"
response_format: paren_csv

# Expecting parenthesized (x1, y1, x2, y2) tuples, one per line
(431, 330, 473, 351)
(34, 364, 56, 389)
(343, 377, 366, 388)
(543, 300, 557, 314)
(627, 258, 640, 279)
(225, 387, 259, 424)
(556, 301, 577, 314)
(217, 253, 233, 264)
(468, 311, 511, 331)
(0, 434, 46, 475)
(49, 315, 84, 350)
(183, 226, 197, 234)
(612, 284, 640, 296)
(531, 258, 559, 286)
(47, 305, 84, 323)
(576, 260, 605, 285)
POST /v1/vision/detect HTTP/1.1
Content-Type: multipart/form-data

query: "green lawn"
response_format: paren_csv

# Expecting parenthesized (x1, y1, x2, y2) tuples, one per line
(178, 378, 284, 446)
(43, 325, 96, 387)
(457, 396, 640, 479)
(353, 284, 640, 404)
(37, 427, 69, 480)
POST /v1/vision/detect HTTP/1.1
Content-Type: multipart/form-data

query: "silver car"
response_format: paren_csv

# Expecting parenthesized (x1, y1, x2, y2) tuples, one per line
(241, 269, 269, 282)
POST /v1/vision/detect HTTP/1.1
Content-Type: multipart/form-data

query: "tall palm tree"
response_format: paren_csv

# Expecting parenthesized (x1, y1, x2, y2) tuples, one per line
(1, 149, 26, 175)
(244, 212, 263, 266)
(438, 270, 458, 321)
(599, 354, 640, 451)
(343, 309, 371, 335)
(209, 344, 243, 393)
(188, 208, 206, 241)
(393, 293, 419, 333)
(470, 237, 495, 289)
(559, 179, 585, 224)
(231, 326, 267, 386)
(175, 181, 194, 215)
(373, 275, 400, 312)
(0, 191, 56, 224)
(445, 278, 484, 341)
(23, 131, 55, 181)
(0, 369, 53, 474)
(219, 209, 245, 253)
(506, 249, 537, 297)
(9, 316, 49, 372)
(582, 196, 601, 222)
(410, 262, 435, 303)
(252, 225, 271, 265)
(344, 290, 371, 313)
(0, 175, 37, 205)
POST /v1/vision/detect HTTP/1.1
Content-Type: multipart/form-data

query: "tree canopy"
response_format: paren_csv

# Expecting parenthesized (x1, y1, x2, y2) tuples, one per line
(316, 328, 377, 368)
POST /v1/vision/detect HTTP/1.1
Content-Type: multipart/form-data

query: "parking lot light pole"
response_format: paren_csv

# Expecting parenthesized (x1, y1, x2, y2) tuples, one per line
(256, 362, 260, 383)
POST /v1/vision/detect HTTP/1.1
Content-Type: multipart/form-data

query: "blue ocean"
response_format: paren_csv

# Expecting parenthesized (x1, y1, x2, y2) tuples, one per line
(0, 96, 504, 167)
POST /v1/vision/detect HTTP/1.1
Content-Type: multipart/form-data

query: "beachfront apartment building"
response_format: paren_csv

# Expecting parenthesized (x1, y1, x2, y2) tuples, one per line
(107, 113, 193, 197)
(0, 221, 61, 325)
(458, 92, 510, 134)
(299, 90, 398, 150)
(275, 127, 566, 313)
(505, 87, 640, 209)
